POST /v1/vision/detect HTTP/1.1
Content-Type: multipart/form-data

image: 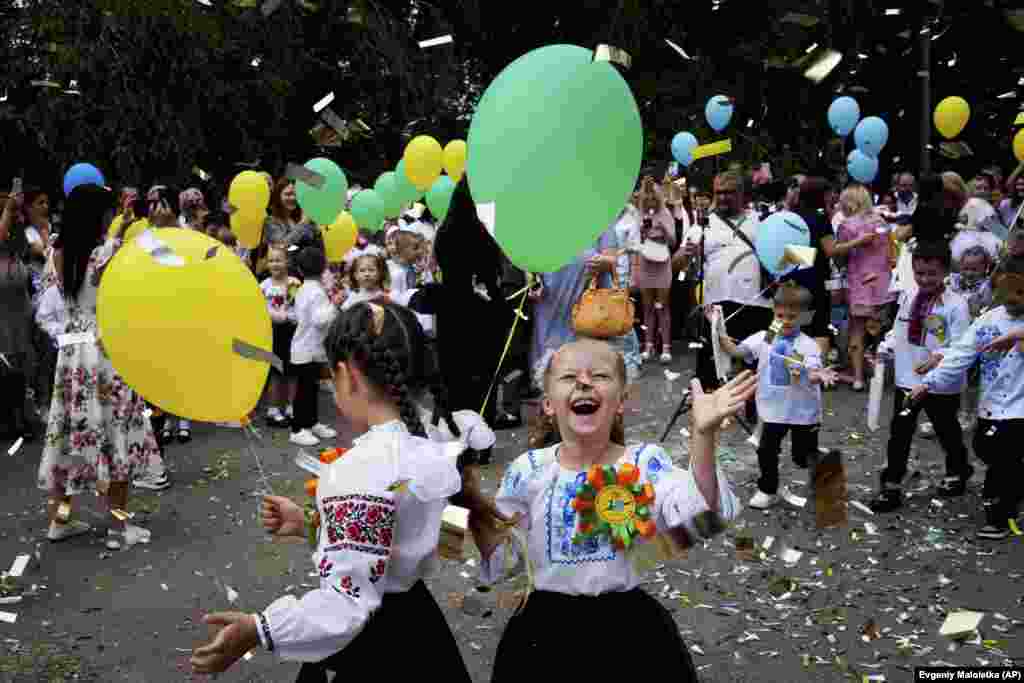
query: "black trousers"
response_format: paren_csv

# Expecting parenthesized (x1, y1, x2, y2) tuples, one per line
(695, 301, 774, 391)
(292, 362, 323, 432)
(757, 422, 820, 495)
(973, 419, 1024, 523)
(882, 389, 972, 487)
(295, 580, 472, 683)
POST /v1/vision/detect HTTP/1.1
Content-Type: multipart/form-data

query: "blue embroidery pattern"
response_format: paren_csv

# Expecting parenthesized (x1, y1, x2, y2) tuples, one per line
(768, 338, 795, 387)
(545, 474, 614, 565)
(976, 325, 1004, 387)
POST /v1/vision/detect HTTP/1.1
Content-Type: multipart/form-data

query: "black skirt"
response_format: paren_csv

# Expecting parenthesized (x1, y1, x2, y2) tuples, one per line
(271, 322, 296, 377)
(295, 580, 472, 683)
(492, 588, 698, 682)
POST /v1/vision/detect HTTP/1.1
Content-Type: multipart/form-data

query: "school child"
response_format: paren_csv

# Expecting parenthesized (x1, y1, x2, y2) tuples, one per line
(870, 240, 973, 513)
(289, 247, 339, 447)
(716, 283, 837, 508)
(912, 255, 1024, 539)
(192, 301, 504, 681)
(260, 244, 300, 428)
(343, 253, 390, 311)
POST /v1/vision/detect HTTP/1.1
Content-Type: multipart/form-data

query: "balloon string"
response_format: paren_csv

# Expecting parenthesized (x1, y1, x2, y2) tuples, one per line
(241, 420, 275, 497)
(480, 279, 531, 415)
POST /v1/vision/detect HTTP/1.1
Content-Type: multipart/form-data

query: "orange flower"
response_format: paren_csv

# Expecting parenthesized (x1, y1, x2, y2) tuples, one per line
(305, 479, 318, 497)
(587, 465, 606, 490)
(617, 463, 640, 486)
(636, 483, 655, 506)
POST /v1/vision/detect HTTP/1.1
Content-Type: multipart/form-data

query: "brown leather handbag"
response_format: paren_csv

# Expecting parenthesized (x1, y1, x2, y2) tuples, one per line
(571, 267, 635, 339)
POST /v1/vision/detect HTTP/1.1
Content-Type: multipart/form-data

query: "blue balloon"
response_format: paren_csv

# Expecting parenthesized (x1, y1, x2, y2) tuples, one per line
(63, 163, 105, 196)
(705, 95, 734, 133)
(827, 96, 861, 137)
(854, 116, 889, 156)
(755, 211, 811, 276)
(671, 132, 698, 166)
(847, 150, 879, 184)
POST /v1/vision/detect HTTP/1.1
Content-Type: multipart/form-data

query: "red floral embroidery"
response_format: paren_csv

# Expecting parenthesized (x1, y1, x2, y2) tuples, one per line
(318, 556, 333, 579)
(335, 575, 361, 599)
(322, 495, 395, 556)
(369, 558, 386, 584)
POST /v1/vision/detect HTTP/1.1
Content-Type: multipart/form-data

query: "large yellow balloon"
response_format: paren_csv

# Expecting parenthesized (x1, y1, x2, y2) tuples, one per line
(97, 229, 272, 422)
(934, 96, 970, 140)
(1015, 130, 1024, 164)
(229, 170, 271, 215)
(231, 209, 265, 249)
(324, 211, 358, 262)
(403, 135, 444, 191)
(442, 140, 468, 183)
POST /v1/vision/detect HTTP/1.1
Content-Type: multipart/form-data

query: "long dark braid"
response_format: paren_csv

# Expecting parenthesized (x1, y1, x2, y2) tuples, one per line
(325, 301, 430, 436)
(428, 376, 460, 439)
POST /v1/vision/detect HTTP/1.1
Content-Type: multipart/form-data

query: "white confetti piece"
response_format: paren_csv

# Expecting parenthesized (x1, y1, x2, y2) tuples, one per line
(0, 597, 22, 605)
(160, 583, 169, 591)
(665, 38, 692, 61)
(418, 34, 454, 48)
(313, 92, 335, 113)
(761, 536, 775, 550)
(0, 612, 16, 624)
(8, 555, 30, 578)
(7, 437, 23, 456)
(664, 369, 681, 381)
(780, 548, 803, 564)
(781, 490, 807, 508)
(849, 500, 875, 516)
(243, 650, 254, 661)
(863, 522, 879, 536)
(226, 586, 239, 604)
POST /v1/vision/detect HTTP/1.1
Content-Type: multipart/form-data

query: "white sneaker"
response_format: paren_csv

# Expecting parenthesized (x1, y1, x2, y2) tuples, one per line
(640, 347, 653, 362)
(660, 351, 672, 364)
(312, 423, 337, 439)
(266, 407, 282, 420)
(919, 421, 935, 439)
(290, 429, 320, 446)
(748, 490, 780, 509)
(132, 471, 171, 491)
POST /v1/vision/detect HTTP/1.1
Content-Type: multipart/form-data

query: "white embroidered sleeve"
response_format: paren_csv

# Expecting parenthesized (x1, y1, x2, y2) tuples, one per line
(259, 494, 395, 662)
(644, 447, 739, 543)
(479, 456, 532, 585)
(311, 291, 337, 329)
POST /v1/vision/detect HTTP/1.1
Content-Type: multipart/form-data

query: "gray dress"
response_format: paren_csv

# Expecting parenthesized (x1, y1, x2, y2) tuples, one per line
(0, 251, 35, 373)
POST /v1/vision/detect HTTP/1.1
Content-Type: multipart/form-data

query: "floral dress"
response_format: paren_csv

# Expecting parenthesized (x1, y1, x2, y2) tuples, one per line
(37, 238, 164, 494)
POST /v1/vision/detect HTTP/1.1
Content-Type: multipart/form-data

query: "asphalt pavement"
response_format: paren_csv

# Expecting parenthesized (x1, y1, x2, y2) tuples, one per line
(0, 353, 1021, 682)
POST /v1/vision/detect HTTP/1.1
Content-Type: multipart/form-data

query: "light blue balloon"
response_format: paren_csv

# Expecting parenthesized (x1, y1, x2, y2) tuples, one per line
(671, 132, 698, 166)
(755, 211, 811, 276)
(63, 163, 105, 196)
(847, 150, 879, 184)
(827, 96, 861, 137)
(705, 95, 734, 133)
(854, 116, 889, 156)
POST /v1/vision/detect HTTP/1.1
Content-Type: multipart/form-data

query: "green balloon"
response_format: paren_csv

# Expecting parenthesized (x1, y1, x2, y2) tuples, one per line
(394, 159, 421, 204)
(374, 172, 402, 218)
(350, 190, 386, 232)
(293, 157, 348, 225)
(467, 45, 642, 273)
(425, 175, 456, 223)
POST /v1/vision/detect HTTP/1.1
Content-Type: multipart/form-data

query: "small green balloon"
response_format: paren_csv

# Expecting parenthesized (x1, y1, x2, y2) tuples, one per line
(467, 44, 642, 273)
(425, 175, 456, 223)
(374, 172, 402, 218)
(294, 158, 348, 225)
(394, 160, 421, 204)
(350, 190, 386, 232)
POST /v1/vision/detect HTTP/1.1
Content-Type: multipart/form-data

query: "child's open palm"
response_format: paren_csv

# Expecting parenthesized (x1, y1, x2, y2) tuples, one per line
(690, 371, 757, 435)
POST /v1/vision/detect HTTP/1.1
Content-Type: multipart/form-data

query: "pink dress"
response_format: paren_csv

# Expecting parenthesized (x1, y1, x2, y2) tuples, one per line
(632, 208, 677, 290)
(838, 213, 893, 317)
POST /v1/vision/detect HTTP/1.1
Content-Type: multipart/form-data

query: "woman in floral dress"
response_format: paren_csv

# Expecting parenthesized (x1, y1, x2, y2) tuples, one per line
(38, 184, 165, 550)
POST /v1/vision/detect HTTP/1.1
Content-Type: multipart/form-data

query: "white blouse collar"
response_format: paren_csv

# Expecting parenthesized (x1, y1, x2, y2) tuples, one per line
(351, 419, 407, 448)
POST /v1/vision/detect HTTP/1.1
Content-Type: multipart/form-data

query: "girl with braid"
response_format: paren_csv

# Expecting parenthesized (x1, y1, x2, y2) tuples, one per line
(193, 301, 509, 681)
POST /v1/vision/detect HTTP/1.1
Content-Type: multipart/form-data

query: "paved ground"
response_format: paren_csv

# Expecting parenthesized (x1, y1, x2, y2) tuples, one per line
(1, 353, 1021, 682)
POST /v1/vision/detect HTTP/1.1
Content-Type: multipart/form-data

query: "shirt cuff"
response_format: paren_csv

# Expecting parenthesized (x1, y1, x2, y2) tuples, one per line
(256, 612, 274, 652)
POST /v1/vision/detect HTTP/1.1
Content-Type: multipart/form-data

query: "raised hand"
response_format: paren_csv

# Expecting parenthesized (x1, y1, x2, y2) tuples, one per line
(690, 371, 758, 436)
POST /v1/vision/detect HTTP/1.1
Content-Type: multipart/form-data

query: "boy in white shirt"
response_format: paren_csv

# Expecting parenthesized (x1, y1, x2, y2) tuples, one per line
(717, 282, 836, 509)
(913, 255, 1024, 539)
(871, 240, 972, 513)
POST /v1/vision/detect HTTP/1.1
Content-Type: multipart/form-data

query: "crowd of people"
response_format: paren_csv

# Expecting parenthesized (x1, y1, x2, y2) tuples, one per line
(1, 158, 1023, 680)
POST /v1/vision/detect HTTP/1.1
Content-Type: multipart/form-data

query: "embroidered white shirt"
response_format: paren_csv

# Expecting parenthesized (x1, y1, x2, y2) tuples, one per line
(882, 285, 970, 393)
(35, 284, 66, 341)
(259, 278, 298, 325)
(737, 330, 823, 425)
(683, 211, 769, 308)
(256, 420, 465, 662)
(923, 306, 1024, 420)
(480, 443, 739, 595)
(290, 280, 336, 365)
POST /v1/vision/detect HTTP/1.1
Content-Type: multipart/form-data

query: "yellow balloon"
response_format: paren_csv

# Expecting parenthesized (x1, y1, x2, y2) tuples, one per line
(97, 229, 272, 422)
(934, 96, 970, 140)
(324, 211, 358, 262)
(403, 135, 444, 191)
(442, 140, 468, 183)
(231, 209, 265, 249)
(228, 170, 271, 215)
(1015, 130, 1024, 164)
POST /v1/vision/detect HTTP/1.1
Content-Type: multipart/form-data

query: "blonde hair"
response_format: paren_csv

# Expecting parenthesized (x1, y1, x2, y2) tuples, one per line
(941, 172, 969, 203)
(839, 184, 874, 217)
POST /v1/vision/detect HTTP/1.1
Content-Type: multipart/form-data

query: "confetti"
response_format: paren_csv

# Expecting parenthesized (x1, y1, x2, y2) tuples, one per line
(0, 612, 16, 624)
(243, 650, 254, 661)
(761, 536, 775, 550)
(781, 490, 807, 508)
(293, 450, 323, 477)
(939, 611, 984, 639)
(160, 583, 169, 591)
(418, 34, 454, 48)
(7, 437, 23, 456)
(664, 370, 681, 381)
(226, 586, 239, 604)
(664, 38, 692, 60)
(313, 92, 335, 113)
(849, 500, 875, 516)
(594, 44, 632, 69)
(780, 548, 803, 564)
